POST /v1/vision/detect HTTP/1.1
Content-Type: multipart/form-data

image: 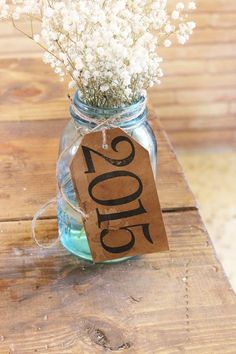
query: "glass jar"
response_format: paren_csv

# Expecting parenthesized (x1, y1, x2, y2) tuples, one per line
(57, 91, 157, 263)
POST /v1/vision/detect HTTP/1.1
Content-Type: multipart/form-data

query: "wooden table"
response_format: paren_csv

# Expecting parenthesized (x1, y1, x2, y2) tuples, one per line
(0, 59, 236, 354)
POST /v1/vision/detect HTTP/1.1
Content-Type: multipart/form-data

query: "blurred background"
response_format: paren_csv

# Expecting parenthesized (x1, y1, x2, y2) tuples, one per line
(153, 0, 236, 291)
(0, 0, 235, 289)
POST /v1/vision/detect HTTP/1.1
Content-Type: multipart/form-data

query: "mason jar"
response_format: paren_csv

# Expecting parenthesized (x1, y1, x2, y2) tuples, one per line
(57, 91, 157, 263)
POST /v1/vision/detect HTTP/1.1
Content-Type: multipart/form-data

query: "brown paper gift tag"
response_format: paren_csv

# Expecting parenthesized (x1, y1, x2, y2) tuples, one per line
(70, 127, 169, 262)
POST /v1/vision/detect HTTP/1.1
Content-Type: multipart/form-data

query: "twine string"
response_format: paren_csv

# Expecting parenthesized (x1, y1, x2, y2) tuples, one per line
(31, 98, 146, 248)
(31, 198, 58, 249)
(102, 128, 108, 149)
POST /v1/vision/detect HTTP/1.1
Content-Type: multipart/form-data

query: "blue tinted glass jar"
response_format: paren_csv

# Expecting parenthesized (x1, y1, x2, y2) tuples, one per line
(57, 91, 157, 263)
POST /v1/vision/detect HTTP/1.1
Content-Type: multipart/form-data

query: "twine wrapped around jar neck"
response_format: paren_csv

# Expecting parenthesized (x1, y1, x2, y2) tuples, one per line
(70, 94, 147, 129)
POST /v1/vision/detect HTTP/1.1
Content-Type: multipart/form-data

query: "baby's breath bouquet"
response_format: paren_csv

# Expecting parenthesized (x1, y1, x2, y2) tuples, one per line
(0, 0, 196, 107)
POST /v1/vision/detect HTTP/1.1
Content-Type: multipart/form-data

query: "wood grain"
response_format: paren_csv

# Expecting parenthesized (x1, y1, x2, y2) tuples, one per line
(1, 57, 235, 148)
(0, 118, 195, 222)
(1, 58, 236, 122)
(0, 59, 68, 122)
(168, 129, 236, 149)
(162, 116, 236, 131)
(0, 211, 235, 353)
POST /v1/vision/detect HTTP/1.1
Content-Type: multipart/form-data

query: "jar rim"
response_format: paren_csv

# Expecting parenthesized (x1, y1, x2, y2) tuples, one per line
(73, 90, 146, 113)
(70, 90, 147, 129)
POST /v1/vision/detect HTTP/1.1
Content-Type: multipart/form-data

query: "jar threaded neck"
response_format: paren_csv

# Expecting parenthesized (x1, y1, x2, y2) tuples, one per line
(70, 90, 147, 129)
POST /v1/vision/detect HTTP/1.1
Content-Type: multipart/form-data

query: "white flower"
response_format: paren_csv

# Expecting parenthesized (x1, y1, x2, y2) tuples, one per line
(151, 81, 156, 87)
(33, 34, 40, 43)
(75, 58, 83, 71)
(69, 80, 76, 89)
(176, 2, 185, 11)
(1, 0, 196, 107)
(172, 10, 180, 20)
(188, 21, 196, 30)
(165, 24, 173, 34)
(12, 11, 20, 20)
(188, 1, 196, 10)
(0, 0, 9, 19)
(96, 47, 105, 56)
(73, 70, 80, 78)
(178, 35, 187, 45)
(45, 7, 54, 18)
(164, 39, 172, 48)
(100, 84, 109, 92)
(55, 67, 62, 74)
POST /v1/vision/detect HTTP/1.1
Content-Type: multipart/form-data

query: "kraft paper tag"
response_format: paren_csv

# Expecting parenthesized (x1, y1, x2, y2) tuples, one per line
(70, 127, 169, 262)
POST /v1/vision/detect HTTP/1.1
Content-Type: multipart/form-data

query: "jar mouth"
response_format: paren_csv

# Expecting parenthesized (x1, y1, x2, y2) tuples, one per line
(71, 90, 147, 128)
(74, 90, 146, 112)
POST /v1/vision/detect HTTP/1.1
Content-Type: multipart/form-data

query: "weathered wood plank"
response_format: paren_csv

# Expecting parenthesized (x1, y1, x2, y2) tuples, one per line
(160, 73, 236, 90)
(162, 116, 236, 131)
(191, 13, 236, 28)
(155, 102, 229, 119)
(0, 118, 196, 221)
(149, 87, 236, 106)
(159, 42, 236, 61)
(162, 59, 236, 76)
(0, 211, 235, 353)
(175, 88, 236, 103)
(0, 58, 68, 121)
(168, 129, 236, 149)
(1, 58, 235, 124)
(168, 0, 236, 12)
(190, 28, 236, 44)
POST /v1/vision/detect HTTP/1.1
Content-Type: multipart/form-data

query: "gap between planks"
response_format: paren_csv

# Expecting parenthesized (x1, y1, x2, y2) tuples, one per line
(0, 206, 199, 224)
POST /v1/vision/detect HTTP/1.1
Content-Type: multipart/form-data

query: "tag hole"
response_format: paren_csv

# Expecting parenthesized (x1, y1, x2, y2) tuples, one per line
(102, 144, 109, 150)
